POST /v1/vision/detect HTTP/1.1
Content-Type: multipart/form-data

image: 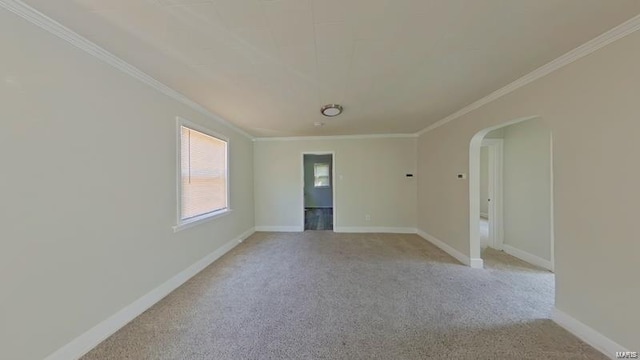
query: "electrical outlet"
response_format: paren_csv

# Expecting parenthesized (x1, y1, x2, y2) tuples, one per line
(365, 214, 371, 221)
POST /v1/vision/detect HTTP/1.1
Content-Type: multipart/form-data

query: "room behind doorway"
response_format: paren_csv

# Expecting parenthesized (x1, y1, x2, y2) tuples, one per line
(303, 154, 334, 231)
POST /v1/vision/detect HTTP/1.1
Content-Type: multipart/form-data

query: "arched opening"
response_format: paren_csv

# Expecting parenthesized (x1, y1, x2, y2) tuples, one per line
(469, 116, 554, 271)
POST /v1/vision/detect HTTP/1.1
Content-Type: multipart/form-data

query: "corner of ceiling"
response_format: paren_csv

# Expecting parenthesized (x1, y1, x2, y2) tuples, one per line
(413, 12, 640, 138)
(0, 0, 255, 141)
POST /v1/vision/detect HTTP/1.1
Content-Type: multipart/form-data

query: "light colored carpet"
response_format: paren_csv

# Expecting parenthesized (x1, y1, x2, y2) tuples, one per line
(82, 232, 605, 360)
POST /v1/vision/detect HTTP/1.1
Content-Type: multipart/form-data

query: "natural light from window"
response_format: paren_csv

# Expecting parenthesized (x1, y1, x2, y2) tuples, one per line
(314, 163, 330, 187)
(179, 125, 228, 222)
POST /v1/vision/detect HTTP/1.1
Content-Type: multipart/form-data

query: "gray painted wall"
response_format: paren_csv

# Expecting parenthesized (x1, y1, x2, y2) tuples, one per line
(480, 129, 503, 216)
(304, 154, 333, 208)
(255, 138, 416, 229)
(480, 146, 489, 215)
(503, 119, 552, 261)
(485, 128, 504, 139)
(0, 9, 255, 360)
(416, 29, 640, 350)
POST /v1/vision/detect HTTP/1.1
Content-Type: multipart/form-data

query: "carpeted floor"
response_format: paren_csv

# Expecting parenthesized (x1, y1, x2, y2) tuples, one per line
(82, 232, 604, 360)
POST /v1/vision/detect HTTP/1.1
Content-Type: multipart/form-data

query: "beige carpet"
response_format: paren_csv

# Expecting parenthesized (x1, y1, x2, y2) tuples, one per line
(82, 232, 605, 360)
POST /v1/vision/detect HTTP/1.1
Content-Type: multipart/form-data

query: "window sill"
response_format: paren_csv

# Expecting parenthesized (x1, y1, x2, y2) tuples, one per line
(173, 209, 232, 233)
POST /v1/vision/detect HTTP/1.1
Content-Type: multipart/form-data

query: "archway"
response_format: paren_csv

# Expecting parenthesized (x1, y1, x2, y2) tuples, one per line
(469, 116, 554, 270)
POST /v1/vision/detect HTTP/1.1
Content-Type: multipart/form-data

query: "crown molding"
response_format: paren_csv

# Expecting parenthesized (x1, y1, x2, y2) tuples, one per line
(0, 0, 254, 140)
(253, 133, 418, 142)
(416, 13, 640, 137)
(5, 0, 640, 141)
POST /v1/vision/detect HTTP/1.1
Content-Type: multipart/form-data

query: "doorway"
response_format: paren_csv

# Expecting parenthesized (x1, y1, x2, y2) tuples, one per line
(302, 153, 335, 231)
(470, 116, 554, 271)
(479, 138, 503, 251)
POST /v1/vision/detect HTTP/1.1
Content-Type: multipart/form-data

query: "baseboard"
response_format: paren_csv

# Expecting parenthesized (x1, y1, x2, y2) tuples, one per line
(44, 227, 255, 360)
(469, 257, 484, 268)
(416, 229, 481, 268)
(552, 308, 628, 359)
(334, 226, 417, 234)
(502, 244, 553, 271)
(255, 226, 417, 234)
(255, 226, 303, 232)
(480, 212, 489, 219)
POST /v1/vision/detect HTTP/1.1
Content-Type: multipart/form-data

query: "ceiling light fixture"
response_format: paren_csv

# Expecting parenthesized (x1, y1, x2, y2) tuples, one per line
(320, 104, 343, 117)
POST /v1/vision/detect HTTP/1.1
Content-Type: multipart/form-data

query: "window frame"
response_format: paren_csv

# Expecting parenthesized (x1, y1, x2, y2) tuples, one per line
(173, 117, 231, 232)
(313, 162, 331, 188)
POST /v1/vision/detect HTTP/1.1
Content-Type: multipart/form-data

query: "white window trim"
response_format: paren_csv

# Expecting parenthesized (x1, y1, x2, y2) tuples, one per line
(173, 208, 232, 232)
(173, 116, 231, 233)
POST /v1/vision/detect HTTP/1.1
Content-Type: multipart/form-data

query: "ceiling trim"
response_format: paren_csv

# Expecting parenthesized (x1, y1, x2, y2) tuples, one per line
(0, 0, 254, 140)
(253, 133, 418, 142)
(415, 13, 640, 137)
(3, 0, 640, 140)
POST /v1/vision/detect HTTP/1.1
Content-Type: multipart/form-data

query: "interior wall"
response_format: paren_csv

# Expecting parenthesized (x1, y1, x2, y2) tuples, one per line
(502, 119, 552, 261)
(480, 129, 502, 217)
(303, 154, 333, 208)
(254, 137, 417, 231)
(0, 9, 254, 360)
(479, 147, 489, 216)
(417, 30, 640, 350)
(485, 128, 504, 139)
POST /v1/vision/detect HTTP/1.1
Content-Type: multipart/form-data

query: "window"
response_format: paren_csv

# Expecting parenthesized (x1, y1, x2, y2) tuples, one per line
(176, 119, 229, 230)
(314, 163, 330, 187)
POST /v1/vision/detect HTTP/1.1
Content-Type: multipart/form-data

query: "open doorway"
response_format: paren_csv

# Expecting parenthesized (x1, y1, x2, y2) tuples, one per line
(479, 137, 503, 251)
(470, 117, 554, 272)
(302, 153, 335, 231)
(470, 118, 555, 327)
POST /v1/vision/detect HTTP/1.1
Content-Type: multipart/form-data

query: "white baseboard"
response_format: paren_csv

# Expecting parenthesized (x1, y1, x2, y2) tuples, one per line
(416, 229, 482, 268)
(469, 257, 484, 268)
(334, 226, 417, 234)
(552, 308, 628, 359)
(44, 227, 255, 360)
(502, 244, 553, 271)
(480, 212, 489, 219)
(254, 226, 303, 232)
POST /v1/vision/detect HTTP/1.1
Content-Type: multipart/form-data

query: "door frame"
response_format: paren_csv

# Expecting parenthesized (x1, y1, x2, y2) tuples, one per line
(469, 115, 538, 268)
(481, 139, 504, 250)
(301, 151, 336, 231)
(470, 116, 555, 271)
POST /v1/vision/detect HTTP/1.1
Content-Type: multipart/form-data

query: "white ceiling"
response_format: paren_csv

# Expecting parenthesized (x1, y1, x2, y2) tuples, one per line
(23, 0, 640, 137)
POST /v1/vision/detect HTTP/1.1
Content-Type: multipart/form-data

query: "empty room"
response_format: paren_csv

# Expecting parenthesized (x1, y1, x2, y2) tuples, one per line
(1, 1, 639, 359)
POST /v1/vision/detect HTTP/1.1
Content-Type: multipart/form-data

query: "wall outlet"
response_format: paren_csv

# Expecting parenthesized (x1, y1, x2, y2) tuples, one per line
(365, 214, 371, 221)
